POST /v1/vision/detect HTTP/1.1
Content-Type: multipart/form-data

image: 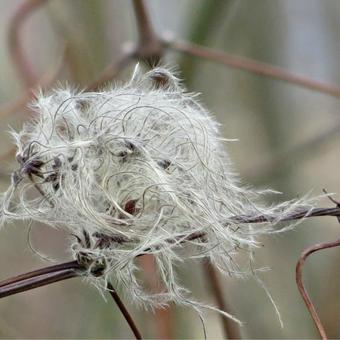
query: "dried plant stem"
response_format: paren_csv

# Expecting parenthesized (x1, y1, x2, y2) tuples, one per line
(138, 255, 172, 339)
(296, 238, 340, 340)
(0, 261, 81, 298)
(0, 42, 67, 119)
(181, 206, 340, 245)
(132, 0, 162, 63)
(9, 0, 47, 87)
(0, 206, 339, 335)
(0, 263, 142, 338)
(87, 0, 162, 90)
(86, 51, 135, 91)
(107, 282, 143, 340)
(0, 260, 80, 288)
(166, 39, 340, 99)
(203, 260, 241, 339)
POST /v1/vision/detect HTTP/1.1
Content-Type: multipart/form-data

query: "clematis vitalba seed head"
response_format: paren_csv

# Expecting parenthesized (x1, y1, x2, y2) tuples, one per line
(0, 66, 316, 321)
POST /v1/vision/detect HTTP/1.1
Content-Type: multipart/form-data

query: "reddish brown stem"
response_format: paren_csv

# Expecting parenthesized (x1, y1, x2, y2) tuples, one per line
(0, 260, 80, 288)
(138, 255, 172, 339)
(0, 42, 67, 119)
(0, 261, 81, 298)
(132, 0, 162, 63)
(203, 260, 241, 339)
(166, 39, 340, 99)
(296, 239, 340, 340)
(178, 206, 340, 245)
(8, 0, 46, 87)
(86, 51, 135, 91)
(107, 282, 143, 339)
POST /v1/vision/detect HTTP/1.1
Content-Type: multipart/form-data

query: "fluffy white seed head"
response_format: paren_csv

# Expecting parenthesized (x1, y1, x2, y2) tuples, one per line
(0, 66, 315, 318)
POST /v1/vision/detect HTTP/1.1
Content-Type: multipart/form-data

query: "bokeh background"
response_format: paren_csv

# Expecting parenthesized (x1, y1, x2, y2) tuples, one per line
(0, 0, 340, 338)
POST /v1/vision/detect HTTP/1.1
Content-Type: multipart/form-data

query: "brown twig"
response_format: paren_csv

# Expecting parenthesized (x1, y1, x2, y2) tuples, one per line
(166, 39, 340, 99)
(0, 262, 142, 339)
(138, 255, 172, 339)
(87, 0, 164, 91)
(179, 206, 340, 245)
(0, 260, 81, 298)
(8, 0, 47, 87)
(132, 0, 162, 64)
(107, 282, 143, 340)
(0, 42, 67, 119)
(0, 205, 338, 334)
(203, 260, 241, 339)
(296, 238, 340, 340)
(86, 51, 135, 91)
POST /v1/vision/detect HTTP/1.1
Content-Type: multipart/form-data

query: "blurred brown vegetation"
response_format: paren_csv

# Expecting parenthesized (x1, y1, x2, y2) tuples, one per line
(0, 0, 340, 338)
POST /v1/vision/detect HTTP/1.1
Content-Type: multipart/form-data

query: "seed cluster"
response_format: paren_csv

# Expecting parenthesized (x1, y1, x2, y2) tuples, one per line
(0, 66, 315, 319)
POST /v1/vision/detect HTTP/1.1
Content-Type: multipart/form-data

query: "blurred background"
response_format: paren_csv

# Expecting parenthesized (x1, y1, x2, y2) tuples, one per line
(0, 0, 340, 338)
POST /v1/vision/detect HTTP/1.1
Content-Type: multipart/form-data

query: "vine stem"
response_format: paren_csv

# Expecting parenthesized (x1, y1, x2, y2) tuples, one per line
(203, 260, 241, 339)
(0, 205, 339, 336)
(0, 261, 81, 298)
(9, 0, 47, 87)
(0, 262, 142, 338)
(165, 39, 340, 99)
(296, 238, 340, 340)
(107, 282, 143, 339)
(1, 205, 335, 294)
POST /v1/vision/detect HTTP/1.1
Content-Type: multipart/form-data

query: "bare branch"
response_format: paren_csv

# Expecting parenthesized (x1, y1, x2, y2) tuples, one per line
(132, 0, 162, 64)
(0, 261, 81, 298)
(203, 260, 241, 339)
(107, 282, 143, 340)
(177, 206, 340, 246)
(86, 51, 135, 91)
(0, 42, 67, 119)
(0, 205, 338, 333)
(296, 238, 340, 340)
(8, 0, 47, 87)
(166, 39, 340, 99)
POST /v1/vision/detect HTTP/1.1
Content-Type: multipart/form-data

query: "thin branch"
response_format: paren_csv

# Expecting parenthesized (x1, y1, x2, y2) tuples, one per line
(0, 205, 338, 331)
(296, 239, 340, 340)
(107, 282, 143, 340)
(0, 42, 67, 119)
(0, 260, 80, 288)
(203, 260, 241, 339)
(131, 0, 162, 64)
(86, 0, 165, 91)
(0, 262, 143, 338)
(179, 206, 340, 245)
(138, 255, 172, 339)
(166, 39, 340, 99)
(8, 0, 47, 87)
(0, 261, 81, 298)
(86, 51, 135, 91)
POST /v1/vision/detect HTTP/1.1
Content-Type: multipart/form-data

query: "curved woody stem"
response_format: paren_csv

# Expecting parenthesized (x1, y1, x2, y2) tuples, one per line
(9, 0, 47, 87)
(107, 282, 143, 339)
(296, 238, 340, 340)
